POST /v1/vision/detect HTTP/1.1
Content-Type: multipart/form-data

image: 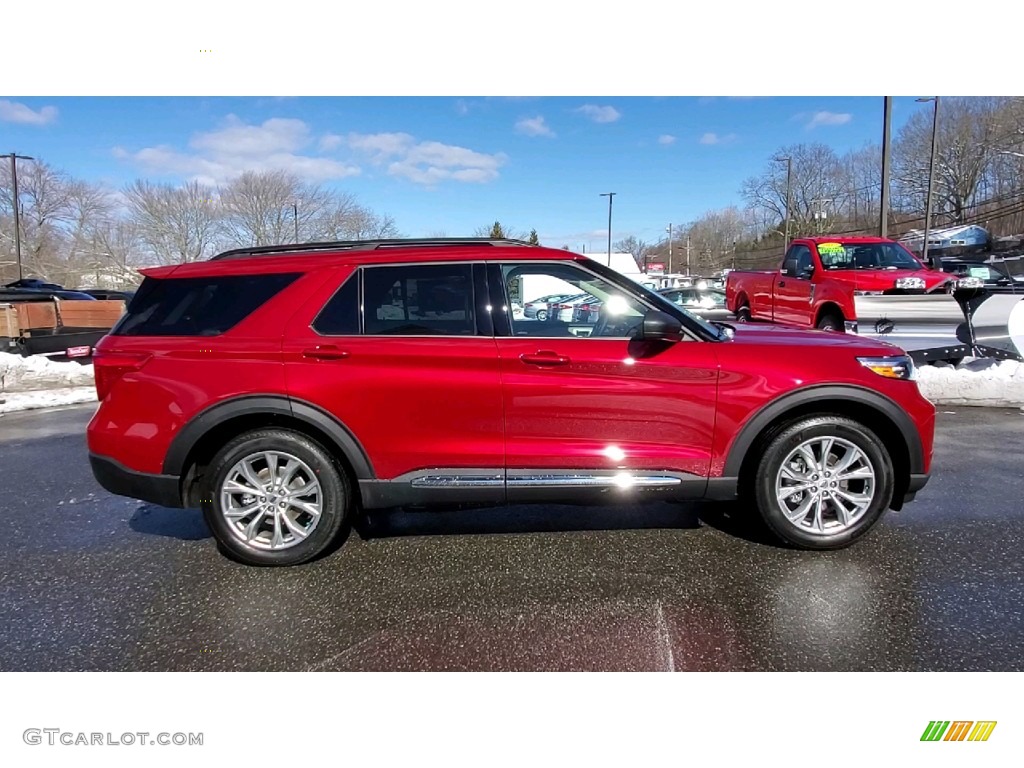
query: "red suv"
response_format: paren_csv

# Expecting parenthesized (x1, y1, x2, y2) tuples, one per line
(87, 239, 935, 566)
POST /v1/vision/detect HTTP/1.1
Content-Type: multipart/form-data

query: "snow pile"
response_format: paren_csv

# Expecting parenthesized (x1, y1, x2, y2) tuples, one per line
(916, 358, 1024, 408)
(0, 387, 98, 414)
(0, 352, 94, 393)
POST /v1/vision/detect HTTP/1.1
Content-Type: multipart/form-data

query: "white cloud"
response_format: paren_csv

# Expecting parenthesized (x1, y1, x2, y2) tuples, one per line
(114, 115, 360, 185)
(658, 134, 676, 145)
(806, 111, 852, 129)
(346, 131, 416, 158)
(576, 104, 621, 123)
(347, 133, 507, 185)
(318, 134, 344, 152)
(515, 116, 555, 137)
(699, 132, 737, 145)
(0, 100, 58, 125)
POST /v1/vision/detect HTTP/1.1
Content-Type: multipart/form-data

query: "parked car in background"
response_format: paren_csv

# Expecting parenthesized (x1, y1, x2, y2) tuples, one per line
(939, 259, 1023, 293)
(523, 293, 575, 321)
(659, 287, 732, 321)
(553, 293, 597, 322)
(4, 279, 97, 301)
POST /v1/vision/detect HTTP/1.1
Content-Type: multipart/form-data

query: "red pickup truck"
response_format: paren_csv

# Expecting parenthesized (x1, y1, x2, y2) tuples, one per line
(726, 237, 954, 331)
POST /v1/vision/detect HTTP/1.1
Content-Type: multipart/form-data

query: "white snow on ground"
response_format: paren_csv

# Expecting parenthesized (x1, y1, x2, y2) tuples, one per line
(0, 386, 97, 414)
(916, 358, 1024, 408)
(0, 353, 98, 414)
(0, 352, 94, 392)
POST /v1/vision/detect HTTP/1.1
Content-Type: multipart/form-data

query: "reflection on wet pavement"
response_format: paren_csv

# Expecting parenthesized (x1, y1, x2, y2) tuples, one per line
(0, 405, 1021, 671)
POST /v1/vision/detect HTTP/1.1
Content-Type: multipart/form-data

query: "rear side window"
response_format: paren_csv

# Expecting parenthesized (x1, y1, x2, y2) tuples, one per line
(114, 273, 299, 336)
(312, 273, 359, 335)
(362, 264, 475, 336)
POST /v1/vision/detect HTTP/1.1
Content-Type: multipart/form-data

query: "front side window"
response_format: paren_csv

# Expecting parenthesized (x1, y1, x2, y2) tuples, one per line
(361, 263, 475, 336)
(498, 262, 649, 338)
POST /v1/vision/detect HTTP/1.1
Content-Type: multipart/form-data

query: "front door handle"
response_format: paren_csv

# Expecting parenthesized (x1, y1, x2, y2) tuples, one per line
(303, 345, 350, 360)
(778, 280, 786, 287)
(520, 351, 570, 366)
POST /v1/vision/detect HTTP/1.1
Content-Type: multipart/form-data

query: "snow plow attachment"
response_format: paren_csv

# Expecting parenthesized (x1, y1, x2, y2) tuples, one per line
(853, 288, 1024, 364)
(853, 293, 969, 364)
(957, 292, 1024, 361)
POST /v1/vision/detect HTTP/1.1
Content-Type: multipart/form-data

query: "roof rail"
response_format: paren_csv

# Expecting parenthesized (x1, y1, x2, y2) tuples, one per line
(209, 237, 536, 261)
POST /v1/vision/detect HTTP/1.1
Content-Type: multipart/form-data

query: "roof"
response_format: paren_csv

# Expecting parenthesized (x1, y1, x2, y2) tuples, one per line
(899, 224, 988, 241)
(797, 236, 895, 244)
(140, 239, 590, 279)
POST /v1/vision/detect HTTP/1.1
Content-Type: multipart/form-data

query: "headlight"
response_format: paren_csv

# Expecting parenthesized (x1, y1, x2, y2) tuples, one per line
(895, 276, 925, 290)
(857, 355, 916, 381)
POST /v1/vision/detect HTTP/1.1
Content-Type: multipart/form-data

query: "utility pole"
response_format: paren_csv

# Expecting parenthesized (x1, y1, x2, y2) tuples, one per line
(776, 156, 793, 253)
(666, 223, 673, 273)
(599, 192, 616, 265)
(917, 97, 941, 269)
(880, 96, 893, 237)
(685, 235, 691, 276)
(2, 153, 34, 281)
(293, 202, 299, 242)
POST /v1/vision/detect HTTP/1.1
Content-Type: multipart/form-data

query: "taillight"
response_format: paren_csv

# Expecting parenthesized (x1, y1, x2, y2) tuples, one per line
(93, 350, 151, 400)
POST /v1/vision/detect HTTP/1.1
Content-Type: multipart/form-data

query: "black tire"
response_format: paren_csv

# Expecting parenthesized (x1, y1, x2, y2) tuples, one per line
(201, 428, 351, 566)
(753, 415, 894, 551)
(735, 304, 751, 323)
(816, 313, 843, 332)
(536, 309, 548, 321)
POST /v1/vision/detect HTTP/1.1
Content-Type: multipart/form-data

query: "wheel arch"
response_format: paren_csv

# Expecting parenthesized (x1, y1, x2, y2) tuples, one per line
(163, 395, 375, 507)
(724, 385, 923, 509)
(815, 302, 845, 325)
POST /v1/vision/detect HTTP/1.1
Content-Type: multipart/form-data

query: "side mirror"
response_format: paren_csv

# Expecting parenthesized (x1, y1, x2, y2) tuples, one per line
(641, 310, 683, 342)
(782, 258, 799, 278)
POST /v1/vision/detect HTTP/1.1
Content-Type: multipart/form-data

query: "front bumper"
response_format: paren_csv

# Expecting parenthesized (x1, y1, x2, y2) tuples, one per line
(89, 453, 183, 508)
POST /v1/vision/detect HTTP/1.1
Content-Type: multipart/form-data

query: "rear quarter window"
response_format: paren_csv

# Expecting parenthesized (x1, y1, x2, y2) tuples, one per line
(114, 273, 300, 336)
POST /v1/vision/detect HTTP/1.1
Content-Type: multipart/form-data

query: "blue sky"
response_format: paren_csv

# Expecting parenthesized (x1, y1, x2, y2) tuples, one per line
(3, 96, 929, 250)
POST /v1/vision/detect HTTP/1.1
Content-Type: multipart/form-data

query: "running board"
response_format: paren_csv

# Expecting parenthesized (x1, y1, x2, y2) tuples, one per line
(359, 468, 706, 509)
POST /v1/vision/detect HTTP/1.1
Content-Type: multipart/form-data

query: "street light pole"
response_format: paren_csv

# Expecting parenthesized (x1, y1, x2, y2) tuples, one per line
(666, 223, 673, 273)
(2, 152, 34, 281)
(917, 97, 940, 269)
(775, 156, 793, 253)
(599, 192, 616, 265)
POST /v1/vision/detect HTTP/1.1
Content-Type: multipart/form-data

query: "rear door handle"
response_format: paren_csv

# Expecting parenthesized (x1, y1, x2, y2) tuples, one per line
(520, 351, 570, 366)
(302, 345, 350, 360)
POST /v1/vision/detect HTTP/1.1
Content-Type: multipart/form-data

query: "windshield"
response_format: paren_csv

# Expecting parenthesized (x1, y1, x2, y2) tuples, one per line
(817, 242, 923, 271)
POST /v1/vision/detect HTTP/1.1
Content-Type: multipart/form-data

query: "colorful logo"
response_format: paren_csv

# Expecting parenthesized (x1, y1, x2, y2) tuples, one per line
(921, 721, 997, 742)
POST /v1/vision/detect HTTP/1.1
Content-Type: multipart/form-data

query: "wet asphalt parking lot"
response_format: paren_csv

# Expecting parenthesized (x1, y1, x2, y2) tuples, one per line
(0, 403, 1022, 671)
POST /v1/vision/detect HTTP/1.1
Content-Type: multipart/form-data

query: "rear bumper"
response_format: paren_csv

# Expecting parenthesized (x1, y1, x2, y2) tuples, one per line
(900, 472, 930, 506)
(89, 453, 183, 508)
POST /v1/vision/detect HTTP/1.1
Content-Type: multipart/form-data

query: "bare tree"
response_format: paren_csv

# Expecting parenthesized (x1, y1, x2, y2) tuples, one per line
(893, 97, 1004, 224)
(682, 207, 746, 271)
(741, 144, 847, 238)
(614, 235, 650, 268)
(218, 170, 337, 246)
(123, 179, 222, 264)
